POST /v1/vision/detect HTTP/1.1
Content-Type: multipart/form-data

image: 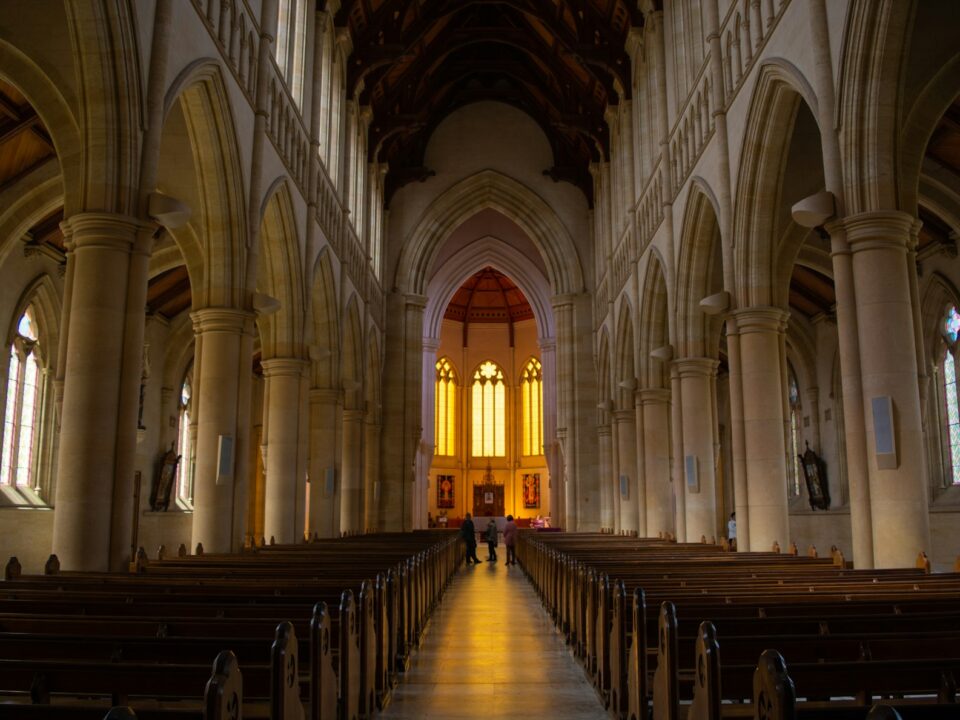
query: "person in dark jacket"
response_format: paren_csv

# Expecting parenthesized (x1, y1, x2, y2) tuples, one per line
(503, 514, 519, 565)
(461, 513, 481, 564)
(485, 519, 498, 562)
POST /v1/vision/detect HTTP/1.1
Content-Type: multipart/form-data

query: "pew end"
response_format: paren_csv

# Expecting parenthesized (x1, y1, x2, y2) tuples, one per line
(44, 554, 60, 575)
(916, 551, 931, 574)
(688, 621, 721, 720)
(753, 650, 795, 720)
(270, 621, 303, 720)
(788, 542, 798, 556)
(205, 650, 243, 720)
(4, 556, 21, 581)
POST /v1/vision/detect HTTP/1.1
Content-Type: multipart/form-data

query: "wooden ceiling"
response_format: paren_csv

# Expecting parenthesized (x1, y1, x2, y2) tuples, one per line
(146, 265, 192, 320)
(789, 264, 836, 319)
(0, 78, 55, 192)
(336, 0, 643, 204)
(444, 266, 533, 324)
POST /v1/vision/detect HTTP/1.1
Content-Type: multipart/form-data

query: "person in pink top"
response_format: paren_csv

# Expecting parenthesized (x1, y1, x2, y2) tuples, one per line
(503, 514, 519, 566)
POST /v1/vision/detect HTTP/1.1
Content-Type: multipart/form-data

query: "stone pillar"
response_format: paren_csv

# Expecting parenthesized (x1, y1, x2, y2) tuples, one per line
(844, 211, 930, 568)
(340, 408, 364, 533)
(669, 367, 686, 540)
(614, 409, 638, 532)
(540, 339, 560, 523)
(364, 415, 381, 531)
(734, 307, 789, 552)
(262, 358, 307, 544)
(633, 392, 648, 537)
(190, 307, 255, 554)
(640, 388, 673, 537)
(598, 423, 614, 529)
(308, 388, 340, 537)
(52, 213, 153, 571)
(675, 358, 719, 542)
(553, 297, 577, 530)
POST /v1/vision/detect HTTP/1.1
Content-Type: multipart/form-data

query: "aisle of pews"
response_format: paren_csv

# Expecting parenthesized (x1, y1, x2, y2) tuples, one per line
(519, 533, 960, 720)
(0, 531, 461, 720)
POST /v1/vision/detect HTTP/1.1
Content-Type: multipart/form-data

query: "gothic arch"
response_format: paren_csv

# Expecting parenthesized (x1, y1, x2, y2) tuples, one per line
(422, 234, 555, 343)
(7, 274, 62, 371)
(309, 248, 339, 389)
(638, 250, 670, 389)
(733, 61, 821, 309)
(0, 165, 64, 265)
(163, 60, 247, 309)
(597, 326, 612, 424)
(837, 0, 913, 214)
(257, 181, 305, 360)
(899, 53, 960, 214)
(395, 170, 584, 296)
(341, 295, 363, 411)
(676, 183, 724, 358)
(921, 273, 960, 362)
(614, 300, 636, 410)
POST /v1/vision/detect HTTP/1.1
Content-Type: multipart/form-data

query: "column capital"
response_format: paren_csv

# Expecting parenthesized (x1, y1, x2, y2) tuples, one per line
(673, 356, 720, 378)
(836, 210, 919, 252)
(422, 337, 441, 353)
(613, 408, 636, 424)
(63, 212, 155, 254)
(731, 306, 789, 334)
(261, 358, 309, 378)
(191, 307, 256, 335)
(551, 293, 578, 308)
(597, 423, 613, 437)
(637, 387, 671, 405)
(309, 387, 341, 404)
(539, 337, 556, 353)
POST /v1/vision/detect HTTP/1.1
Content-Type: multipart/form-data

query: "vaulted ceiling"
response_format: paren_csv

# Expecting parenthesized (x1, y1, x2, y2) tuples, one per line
(335, 0, 644, 204)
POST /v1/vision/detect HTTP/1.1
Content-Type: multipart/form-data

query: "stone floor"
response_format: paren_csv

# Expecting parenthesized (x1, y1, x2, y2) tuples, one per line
(380, 555, 607, 719)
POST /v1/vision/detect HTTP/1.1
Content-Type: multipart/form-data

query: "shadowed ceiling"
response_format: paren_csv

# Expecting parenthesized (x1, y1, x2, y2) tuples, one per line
(335, 0, 644, 204)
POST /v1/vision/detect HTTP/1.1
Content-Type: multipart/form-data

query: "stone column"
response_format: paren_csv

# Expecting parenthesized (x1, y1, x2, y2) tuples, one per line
(540, 339, 560, 523)
(190, 307, 255, 554)
(52, 213, 153, 571)
(598, 423, 614, 529)
(670, 367, 686, 540)
(614, 409, 638, 532)
(364, 415, 381, 531)
(633, 391, 648, 537)
(844, 211, 930, 568)
(675, 358, 720, 542)
(308, 388, 340, 537)
(640, 388, 673, 537)
(734, 307, 789, 552)
(340, 408, 364, 533)
(262, 358, 307, 544)
(552, 297, 577, 530)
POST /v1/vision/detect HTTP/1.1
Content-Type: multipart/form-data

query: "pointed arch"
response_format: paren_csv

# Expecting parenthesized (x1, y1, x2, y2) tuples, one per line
(309, 247, 339, 388)
(341, 295, 363, 410)
(395, 170, 584, 296)
(733, 61, 821, 308)
(164, 60, 248, 309)
(257, 180, 305, 360)
(597, 326, 612, 423)
(921, 273, 960, 362)
(676, 184, 723, 357)
(614, 300, 636, 410)
(638, 250, 670, 389)
(6, 274, 62, 371)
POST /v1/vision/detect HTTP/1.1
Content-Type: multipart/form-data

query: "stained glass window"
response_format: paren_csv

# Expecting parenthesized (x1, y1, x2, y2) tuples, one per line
(788, 364, 802, 496)
(434, 358, 457, 456)
(521, 358, 543, 456)
(945, 306, 960, 346)
(471, 361, 505, 457)
(1, 306, 41, 489)
(943, 347, 960, 485)
(176, 369, 195, 503)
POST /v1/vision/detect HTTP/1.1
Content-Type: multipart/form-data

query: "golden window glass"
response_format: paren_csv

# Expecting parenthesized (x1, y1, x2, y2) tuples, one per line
(471, 361, 505, 456)
(521, 357, 543, 456)
(434, 358, 457, 456)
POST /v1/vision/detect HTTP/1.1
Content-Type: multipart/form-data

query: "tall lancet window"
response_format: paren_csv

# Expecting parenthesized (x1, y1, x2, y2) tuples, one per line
(472, 361, 505, 457)
(787, 364, 802, 496)
(942, 305, 960, 485)
(176, 367, 195, 503)
(521, 357, 543, 456)
(434, 358, 457, 457)
(1, 307, 41, 488)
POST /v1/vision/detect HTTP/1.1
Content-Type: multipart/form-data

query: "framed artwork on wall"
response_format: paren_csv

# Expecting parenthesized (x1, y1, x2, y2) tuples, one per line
(523, 473, 540, 508)
(437, 474, 455, 508)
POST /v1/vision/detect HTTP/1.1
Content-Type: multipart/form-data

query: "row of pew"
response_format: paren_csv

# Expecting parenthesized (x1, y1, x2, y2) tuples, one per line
(517, 533, 960, 720)
(0, 530, 462, 719)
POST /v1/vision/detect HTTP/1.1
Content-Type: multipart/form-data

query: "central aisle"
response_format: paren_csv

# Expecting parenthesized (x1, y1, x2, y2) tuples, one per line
(380, 559, 607, 719)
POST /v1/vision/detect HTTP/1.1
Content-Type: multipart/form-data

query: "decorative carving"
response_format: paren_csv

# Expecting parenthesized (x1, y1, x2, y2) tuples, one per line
(799, 442, 830, 510)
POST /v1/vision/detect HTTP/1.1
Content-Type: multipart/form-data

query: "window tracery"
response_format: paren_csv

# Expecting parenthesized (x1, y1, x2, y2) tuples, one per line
(472, 361, 505, 457)
(1, 307, 42, 490)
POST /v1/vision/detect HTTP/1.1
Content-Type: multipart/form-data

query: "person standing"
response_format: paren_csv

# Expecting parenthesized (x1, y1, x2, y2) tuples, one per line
(485, 519, 498, 562)
(503, 514, 518, 565)
(461, 513, 481, 565)
(727, 512, 737, 551)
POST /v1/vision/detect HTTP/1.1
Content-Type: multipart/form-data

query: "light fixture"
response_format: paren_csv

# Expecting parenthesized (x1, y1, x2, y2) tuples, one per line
(791, 191, 835, 228)
(148, 192, 191, 229)
(650, 345, 673, 362)
(700, 291, 730, 315)
(253, 293, 281, 315)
